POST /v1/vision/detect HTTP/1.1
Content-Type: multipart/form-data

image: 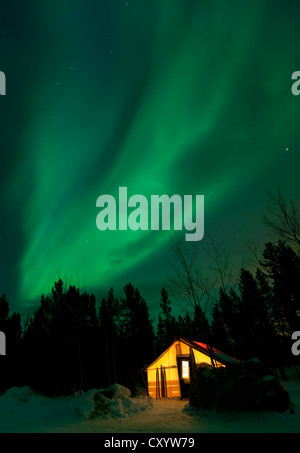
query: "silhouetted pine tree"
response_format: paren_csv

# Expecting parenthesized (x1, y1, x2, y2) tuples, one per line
(99, 288, 120, 386)
(210, 302, 231, 354)
(156, 287, 177, 354)
(213, 271, 275, 361)
(0, 295, 9, 331)
(22, 279, 100, 396)
(176, 312, 193, 338)
(212, 240, 300, 368)
(119, 283, 155, 389)
(237, 268, 273, 360)
(191, 304, 211, 343)
(260, 241, 300, 336)
(0, 295, 22, 391)
(216, 287, 242, 358)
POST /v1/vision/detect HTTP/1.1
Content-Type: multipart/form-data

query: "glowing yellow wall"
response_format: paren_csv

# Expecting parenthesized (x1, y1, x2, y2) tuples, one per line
(193, 348, 224, 368)
(147, 342, 181, 398)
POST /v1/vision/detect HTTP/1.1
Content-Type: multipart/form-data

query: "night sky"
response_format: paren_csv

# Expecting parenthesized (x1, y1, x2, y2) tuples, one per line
(0, 0, 300, 317)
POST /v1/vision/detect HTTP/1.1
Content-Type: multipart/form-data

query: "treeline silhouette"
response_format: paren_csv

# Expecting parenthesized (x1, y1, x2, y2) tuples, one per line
(0, 239, 299, 396)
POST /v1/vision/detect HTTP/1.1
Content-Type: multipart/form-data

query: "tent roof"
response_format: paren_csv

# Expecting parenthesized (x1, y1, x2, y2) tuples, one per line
(185, 339, 239, 364)
(145, 337, 238, 371)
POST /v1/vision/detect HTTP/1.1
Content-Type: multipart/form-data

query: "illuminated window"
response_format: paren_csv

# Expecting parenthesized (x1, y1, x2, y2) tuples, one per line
(181, 360, 189, 379)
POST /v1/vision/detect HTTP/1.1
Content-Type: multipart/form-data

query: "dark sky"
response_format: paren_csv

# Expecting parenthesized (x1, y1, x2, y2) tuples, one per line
(0, 0, 300, 318)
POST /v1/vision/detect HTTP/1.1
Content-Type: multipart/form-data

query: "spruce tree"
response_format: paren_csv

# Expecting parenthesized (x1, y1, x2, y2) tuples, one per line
(22, 279, 99, 396)
(119, 283, 155, 387)
(99, 288, 120, 386)
(156, 287, 177, 353)
(192, 304, 211, 343)
(260, 241, 300, 335)
(211, 302, 231, 353)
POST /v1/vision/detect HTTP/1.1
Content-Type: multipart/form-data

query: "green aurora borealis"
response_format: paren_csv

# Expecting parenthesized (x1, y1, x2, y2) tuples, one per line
(0, 0, 300, 314)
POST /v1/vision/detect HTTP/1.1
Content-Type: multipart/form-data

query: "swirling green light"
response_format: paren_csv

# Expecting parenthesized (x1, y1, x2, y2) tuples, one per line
(5, 0, 299, 306)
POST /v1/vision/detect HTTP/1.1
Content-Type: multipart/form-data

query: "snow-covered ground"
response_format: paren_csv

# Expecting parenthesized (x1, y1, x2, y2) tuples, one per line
(0, 380, 299, 433)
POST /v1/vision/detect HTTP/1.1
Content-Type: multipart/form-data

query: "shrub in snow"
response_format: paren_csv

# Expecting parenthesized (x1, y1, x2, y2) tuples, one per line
(189, 361, 292, 413)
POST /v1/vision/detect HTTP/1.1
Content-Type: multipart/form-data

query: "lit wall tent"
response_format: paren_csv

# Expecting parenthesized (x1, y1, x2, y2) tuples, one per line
(145, 338, 238, 399)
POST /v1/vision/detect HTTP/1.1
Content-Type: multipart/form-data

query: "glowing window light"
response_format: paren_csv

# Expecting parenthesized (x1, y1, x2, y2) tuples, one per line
(182, 360, 189, 378)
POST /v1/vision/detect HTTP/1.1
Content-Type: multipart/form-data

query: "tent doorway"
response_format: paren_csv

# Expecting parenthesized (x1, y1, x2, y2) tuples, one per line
(177, 356, 191, 398)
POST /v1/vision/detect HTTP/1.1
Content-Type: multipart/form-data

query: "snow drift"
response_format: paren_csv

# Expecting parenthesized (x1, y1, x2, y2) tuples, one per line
(0, 384, 153, 423)
(72, 384, 153, 420)
(1, 379, 300, 433)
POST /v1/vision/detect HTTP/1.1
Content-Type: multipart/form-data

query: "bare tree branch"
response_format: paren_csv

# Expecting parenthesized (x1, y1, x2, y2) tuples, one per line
(201, 234, 233, 293)
(167, 233, 235, 314)
(244, 239, 265, 270)
(262, 187, 300, 250)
